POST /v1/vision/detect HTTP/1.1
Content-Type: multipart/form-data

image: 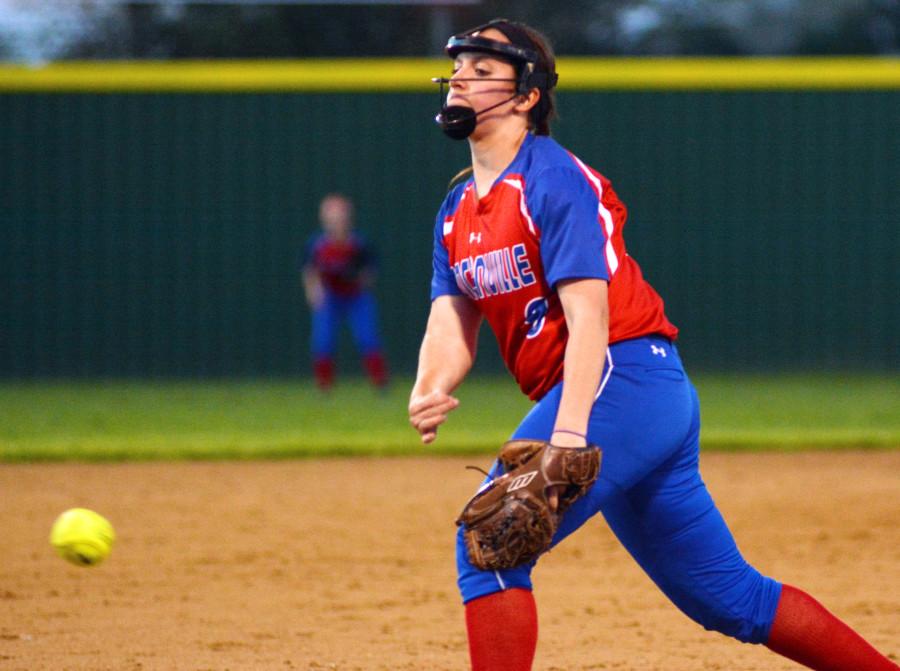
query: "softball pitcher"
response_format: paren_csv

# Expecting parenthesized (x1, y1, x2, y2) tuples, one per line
(408, 18, 897, 671)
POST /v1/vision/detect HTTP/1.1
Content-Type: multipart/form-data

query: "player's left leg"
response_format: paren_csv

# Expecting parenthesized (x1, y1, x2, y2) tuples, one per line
(456, 336, 700, 670)
(346, 290, 388, 389)
(455, 457, 539, 594)
(455, 454, 541, 671)
(464, 587, 537, 671)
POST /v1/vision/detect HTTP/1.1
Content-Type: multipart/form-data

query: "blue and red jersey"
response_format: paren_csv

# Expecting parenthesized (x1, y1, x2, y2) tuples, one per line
(431, 133, 678, 401)
(303, 233, 375, 297)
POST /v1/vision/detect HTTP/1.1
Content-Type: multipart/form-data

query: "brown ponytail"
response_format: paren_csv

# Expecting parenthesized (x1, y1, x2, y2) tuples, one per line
(515, 23, 558, 136)
(448, 166, 474, 190)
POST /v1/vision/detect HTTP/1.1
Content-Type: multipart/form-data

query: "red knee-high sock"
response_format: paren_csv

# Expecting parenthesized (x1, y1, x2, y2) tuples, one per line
(465, 588, 538, 671)
(362, 351, 388, 388)
(313, 356, 334, 390)
(766, 584, 898, 670)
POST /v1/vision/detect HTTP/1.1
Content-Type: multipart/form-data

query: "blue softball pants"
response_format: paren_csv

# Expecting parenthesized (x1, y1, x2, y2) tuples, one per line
(311, 290, 383, 358)
(456, 335, 782, 644)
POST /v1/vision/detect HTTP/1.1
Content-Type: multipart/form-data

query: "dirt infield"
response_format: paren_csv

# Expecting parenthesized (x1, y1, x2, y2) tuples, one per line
(1, 451, 898, 671)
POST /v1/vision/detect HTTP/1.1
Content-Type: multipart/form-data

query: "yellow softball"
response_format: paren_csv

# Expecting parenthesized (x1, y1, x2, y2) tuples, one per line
(49, 508, 115, 567)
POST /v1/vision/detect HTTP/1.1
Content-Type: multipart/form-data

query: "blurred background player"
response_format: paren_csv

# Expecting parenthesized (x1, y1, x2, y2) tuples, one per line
(301, 193, 389, 391)
(408, 18, 897, 671)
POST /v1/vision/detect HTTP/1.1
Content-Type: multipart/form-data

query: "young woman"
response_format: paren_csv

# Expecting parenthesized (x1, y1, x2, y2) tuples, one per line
(408, 18, 897, 671)
(301, 193, 388, 390)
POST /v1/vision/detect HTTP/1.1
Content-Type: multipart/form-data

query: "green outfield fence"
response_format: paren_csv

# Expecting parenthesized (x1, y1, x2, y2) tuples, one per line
(1, 58, 898, 377)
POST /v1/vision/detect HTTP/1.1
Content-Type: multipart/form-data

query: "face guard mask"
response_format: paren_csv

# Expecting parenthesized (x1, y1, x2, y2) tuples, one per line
(433, 21, 558, 141)
(432, 74, 522, 140)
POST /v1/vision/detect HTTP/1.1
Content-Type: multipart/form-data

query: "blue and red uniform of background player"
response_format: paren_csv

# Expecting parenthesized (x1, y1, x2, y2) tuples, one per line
(302, 212, 388, 390)
(431, 132, 784, 643)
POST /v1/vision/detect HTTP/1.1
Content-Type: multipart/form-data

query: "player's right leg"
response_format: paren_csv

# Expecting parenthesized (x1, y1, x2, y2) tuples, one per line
(766, 584, 899, 669)
(310, 294, 340, 390)
(603, 385, 898, 668)
(599, 431, 782, 644)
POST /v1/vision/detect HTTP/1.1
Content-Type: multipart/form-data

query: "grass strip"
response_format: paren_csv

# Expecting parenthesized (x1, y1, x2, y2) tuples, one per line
(1, 374, 897, 462)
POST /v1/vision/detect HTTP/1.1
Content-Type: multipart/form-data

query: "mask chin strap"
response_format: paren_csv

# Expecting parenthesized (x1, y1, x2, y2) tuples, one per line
(432, 77, 522, 140)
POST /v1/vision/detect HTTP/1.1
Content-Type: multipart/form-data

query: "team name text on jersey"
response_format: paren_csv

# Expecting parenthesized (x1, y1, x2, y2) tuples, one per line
(451, 243, 537, 300)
